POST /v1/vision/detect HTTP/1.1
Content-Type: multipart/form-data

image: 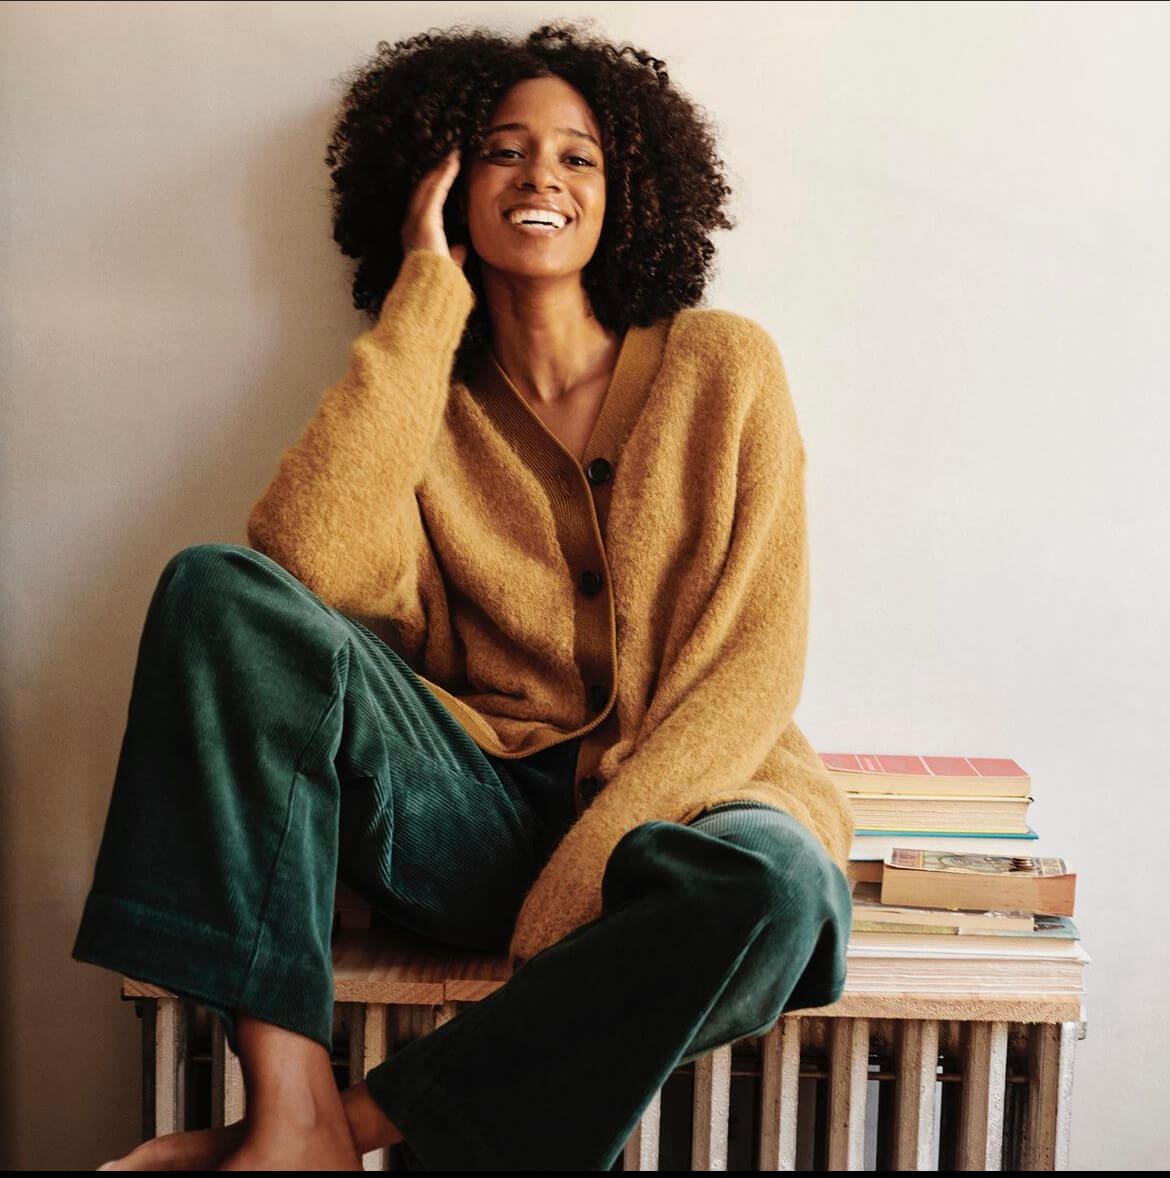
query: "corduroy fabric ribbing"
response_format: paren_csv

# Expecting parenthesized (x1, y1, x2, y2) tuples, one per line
(365, 798, 851, 1170)
(72, 542, 573, 1055)
(244, 247, 857, 966)
(70, 542, 853, 1128)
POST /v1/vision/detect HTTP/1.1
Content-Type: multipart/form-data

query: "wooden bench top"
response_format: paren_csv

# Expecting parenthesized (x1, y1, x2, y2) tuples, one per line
(119, 921, 1086, 1026)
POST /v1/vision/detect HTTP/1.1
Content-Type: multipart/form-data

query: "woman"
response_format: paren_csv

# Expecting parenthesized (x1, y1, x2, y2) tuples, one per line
(76, 21, 854, 1171)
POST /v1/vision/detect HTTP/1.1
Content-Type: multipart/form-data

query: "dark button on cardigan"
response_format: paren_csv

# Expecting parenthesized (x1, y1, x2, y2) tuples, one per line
(578, 569, 604, 597)
(585, 456, 613, 485)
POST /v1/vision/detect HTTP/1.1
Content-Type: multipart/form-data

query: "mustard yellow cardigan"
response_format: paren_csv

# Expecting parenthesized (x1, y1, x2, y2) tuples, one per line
(246, 247, 856, 966)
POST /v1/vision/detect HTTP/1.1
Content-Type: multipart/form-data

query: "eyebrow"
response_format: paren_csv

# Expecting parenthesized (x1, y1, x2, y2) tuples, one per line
(484, 122, 601, 149)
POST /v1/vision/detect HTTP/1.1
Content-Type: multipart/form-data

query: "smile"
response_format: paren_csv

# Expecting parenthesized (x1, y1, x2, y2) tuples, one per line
(502, 212, 571, 236)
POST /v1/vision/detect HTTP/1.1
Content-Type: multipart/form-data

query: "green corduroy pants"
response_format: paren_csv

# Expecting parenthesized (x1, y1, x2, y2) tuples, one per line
(71, 542, 853, 1170)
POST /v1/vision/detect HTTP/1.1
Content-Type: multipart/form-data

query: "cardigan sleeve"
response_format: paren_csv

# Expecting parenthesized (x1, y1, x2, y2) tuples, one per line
(245, 249, 475, 617)
(507, 326, 824, 965)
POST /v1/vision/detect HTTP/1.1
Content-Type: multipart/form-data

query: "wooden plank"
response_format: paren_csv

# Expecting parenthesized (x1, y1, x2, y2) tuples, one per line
(224, 1033, 245, 1126)
(692, 1045, 732, 1170)
(210, 1017, 245, 1127)
(893, 1019, 938, 1170)
(1022, 1021, 1078, 1170)
(758, 1017, 801, 1171)
(137, 999, 156, 1143)
(331, 929, 508, 1006)
(210, 1016, 224, 1129)
(385, 1006, 436, 1171)
(433, 1000, 460, 1029)
(1052, 1022, 1078, 1170)
(957, 1020, 1007, 1170)
(622, 1086, 662, 1171)
(335, 879, 375, 929)
(121, 956, 1085, 1023)
(343, 1004, 390, 1172)
(153, 998, 187, 1137)
(800, 992, 1084, 1023)
(827, 1017, 869, 1171)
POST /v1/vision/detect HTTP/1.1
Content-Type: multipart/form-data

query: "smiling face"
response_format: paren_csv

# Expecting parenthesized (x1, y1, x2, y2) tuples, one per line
(460, 75, 606, 280)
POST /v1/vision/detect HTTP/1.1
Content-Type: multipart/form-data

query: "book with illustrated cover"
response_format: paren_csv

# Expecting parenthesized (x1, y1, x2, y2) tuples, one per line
(880, 849, 1076, 916)
(887, 850, 1069, 874)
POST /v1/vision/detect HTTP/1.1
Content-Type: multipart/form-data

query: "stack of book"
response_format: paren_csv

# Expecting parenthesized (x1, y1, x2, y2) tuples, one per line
(818, 752, 1090, 1000)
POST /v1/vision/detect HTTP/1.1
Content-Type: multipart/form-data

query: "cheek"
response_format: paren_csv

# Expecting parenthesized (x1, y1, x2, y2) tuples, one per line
(581, 185, 605, 220)
(582, 200, 606, 230)
(467, 189, 498, 228)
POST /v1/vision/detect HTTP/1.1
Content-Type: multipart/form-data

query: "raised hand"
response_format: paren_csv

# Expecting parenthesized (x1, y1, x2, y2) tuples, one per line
(401, 147, 468, 270)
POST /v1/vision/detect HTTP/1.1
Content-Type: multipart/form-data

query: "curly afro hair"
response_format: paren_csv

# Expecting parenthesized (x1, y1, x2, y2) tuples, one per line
(324, 18, 737, 382)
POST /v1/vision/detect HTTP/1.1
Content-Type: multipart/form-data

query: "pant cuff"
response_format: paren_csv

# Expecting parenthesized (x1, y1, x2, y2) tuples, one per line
(364, 1040, 508, 1169)
(71, 890, 334, 1055)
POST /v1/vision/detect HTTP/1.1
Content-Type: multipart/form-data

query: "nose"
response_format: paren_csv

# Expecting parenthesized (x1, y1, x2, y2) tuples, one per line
(516, 147, 565, 193)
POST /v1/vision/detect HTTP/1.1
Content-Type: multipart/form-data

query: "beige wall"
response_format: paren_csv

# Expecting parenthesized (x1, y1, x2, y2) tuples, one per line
(3, 0, 1168, 1168)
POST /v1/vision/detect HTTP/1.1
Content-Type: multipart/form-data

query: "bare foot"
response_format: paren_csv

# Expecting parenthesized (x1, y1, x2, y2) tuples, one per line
(99, 1014, 395, 1170)
(216, 1120, 362, 1171)
(214, 1012, 363, 1169)
(341, 1080, 405, 1153)
(97, 1121, 246, 1169)
(96, 1086, 403, 1169)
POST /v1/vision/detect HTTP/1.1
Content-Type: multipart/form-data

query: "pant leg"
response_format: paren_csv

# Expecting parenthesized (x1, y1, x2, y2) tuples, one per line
(331, 614, 562, 958)
(676, 801, 853, 1059)
(363, 800, 853, 1171)
(70, 542, 551, 1057)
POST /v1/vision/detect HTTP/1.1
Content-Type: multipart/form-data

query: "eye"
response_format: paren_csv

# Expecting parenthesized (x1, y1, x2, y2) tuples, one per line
(487, 148, 596, 167)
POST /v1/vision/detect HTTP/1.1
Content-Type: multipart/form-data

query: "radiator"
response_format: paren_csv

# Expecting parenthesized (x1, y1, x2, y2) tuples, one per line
(129, 994, 1085, 1170)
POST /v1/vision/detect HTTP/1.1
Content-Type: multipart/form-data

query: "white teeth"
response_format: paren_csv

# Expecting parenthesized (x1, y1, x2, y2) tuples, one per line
(507, 208, 568, 229)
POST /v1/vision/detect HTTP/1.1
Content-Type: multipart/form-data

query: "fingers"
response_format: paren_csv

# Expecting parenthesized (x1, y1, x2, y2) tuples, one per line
(401, 148, 463, 259)
(432, 149, 461, 213)
(412, 148, 460, 213)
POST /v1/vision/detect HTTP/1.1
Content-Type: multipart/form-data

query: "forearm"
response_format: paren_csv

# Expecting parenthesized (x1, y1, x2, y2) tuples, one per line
(245, 248, 474, 612)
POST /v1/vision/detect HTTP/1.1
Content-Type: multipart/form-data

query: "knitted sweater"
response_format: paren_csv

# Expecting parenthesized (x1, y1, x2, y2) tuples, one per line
(246, 247, 856, 966)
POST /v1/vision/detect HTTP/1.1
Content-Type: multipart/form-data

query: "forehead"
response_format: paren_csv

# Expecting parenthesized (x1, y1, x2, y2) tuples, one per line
(487, 77, 601, 145)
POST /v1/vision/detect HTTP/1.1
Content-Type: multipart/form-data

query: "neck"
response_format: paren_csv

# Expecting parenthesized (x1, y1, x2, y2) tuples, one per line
(481, 268, 620, 406)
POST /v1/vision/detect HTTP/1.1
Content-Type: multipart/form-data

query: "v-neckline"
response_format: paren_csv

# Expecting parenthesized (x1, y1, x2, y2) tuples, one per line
(487, 333, 633, 472)
(465, 314, 673, 492)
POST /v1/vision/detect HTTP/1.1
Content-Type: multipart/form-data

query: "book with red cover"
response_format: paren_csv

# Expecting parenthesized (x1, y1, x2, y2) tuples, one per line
(820, 752, 1031, 798)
